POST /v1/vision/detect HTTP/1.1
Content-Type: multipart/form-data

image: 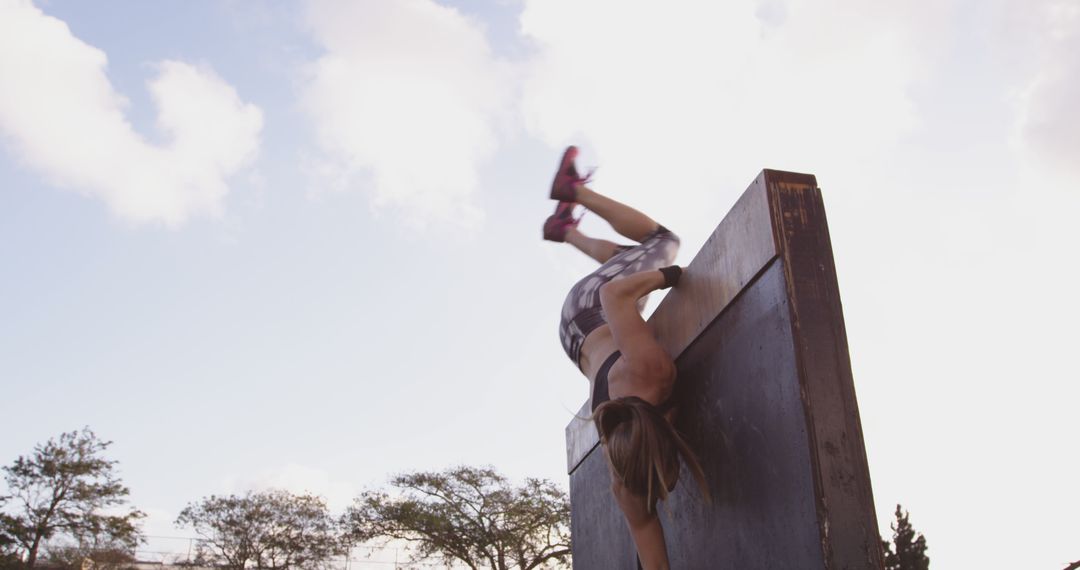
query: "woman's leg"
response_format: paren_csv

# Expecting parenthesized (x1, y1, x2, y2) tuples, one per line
(575, 184, 659, 243)
(565, 227, 625, 264)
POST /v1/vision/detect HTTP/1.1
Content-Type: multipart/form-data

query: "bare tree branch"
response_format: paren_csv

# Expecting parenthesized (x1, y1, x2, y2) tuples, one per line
(343, 466, 570, 570)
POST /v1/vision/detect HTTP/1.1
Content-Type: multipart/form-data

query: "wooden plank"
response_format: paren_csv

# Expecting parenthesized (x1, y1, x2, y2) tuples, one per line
(768, 177, 882, 568)
(650, 171, 779, 359)
(568, 439, 640, 569)
(662, 259, 826, 568)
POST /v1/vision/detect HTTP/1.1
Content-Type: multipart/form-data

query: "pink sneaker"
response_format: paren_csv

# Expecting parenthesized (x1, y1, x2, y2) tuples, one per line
(543, 201, 581, 242)
(550, 146, 592, 202)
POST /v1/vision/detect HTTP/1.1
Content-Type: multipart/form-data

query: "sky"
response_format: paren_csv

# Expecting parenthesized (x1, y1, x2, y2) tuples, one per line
(0, 0, 1078, 568)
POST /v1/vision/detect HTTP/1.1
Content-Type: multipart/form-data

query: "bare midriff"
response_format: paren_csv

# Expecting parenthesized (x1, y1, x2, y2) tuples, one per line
(580, 324, 674, 410)
(578, 324, 618, 382)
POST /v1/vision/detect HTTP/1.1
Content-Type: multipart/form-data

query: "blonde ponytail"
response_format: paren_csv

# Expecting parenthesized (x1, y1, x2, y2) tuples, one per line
(593, 396, 709, 511)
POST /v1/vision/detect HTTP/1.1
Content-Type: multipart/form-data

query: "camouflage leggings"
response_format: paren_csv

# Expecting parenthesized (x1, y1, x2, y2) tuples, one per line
(559, 226, 680, 366)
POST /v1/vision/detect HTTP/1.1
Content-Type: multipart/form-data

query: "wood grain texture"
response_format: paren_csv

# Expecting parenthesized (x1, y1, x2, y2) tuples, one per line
(649, 173, 779, 359)
(568, 441, 640, 569)
(767, 177, 882, 569)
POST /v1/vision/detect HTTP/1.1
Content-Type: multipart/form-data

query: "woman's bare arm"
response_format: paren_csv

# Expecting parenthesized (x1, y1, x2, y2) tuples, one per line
(599, 269, 676, 387)
(611, 477, 670, 570)
(601, 269, 680, 569)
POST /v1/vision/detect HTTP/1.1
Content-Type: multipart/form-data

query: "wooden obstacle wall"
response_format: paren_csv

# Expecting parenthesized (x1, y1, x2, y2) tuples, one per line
(565, 170, 883, 569)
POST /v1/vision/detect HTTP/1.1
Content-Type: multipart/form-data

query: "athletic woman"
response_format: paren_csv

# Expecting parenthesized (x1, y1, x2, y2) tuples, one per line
(544, 146, 708, 570)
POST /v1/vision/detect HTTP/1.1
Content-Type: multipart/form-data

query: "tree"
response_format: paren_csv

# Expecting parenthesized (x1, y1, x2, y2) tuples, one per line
(0, 428, 144, 569)
(342, 466, 570, 570)
(176, 490, 342, 570)
(880, 504, 930, 570)
(0, 497, 20, 570)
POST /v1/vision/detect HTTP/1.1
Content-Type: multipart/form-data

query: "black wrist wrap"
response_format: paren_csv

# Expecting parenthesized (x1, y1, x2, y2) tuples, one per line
(659, 265, 682, 289)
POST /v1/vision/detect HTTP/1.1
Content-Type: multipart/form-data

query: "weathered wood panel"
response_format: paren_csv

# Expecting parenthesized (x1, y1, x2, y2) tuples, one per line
(568, 442, 639, 569)
(649, 174, 778, 359)
(768, 179, 881, 568)
(565, 170, 882, 569)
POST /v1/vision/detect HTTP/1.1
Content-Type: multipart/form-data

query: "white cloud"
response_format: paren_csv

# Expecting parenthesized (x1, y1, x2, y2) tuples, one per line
(519, 0, 919, 223)
(301, 0, 513, 228)
(221, 463, 357, 512)
(0, 0, 262, 227)
(1012, 0, 1080, 186)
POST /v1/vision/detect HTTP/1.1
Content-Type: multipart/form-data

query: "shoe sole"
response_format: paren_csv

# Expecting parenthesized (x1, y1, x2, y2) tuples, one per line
(550, 146, 579, 201)
(543, 201, 578, 242)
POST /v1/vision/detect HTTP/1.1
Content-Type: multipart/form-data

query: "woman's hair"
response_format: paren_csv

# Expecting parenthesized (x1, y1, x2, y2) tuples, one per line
(593, 396, 709, 511)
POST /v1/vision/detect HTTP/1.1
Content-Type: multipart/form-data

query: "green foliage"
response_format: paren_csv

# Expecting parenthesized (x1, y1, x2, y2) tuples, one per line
(342, 466, 570, 570)
(0, 517, 21, 570)
(880, 504, 929, 570)
(176, 490, 343, 570)
(0, 428, 144, 570)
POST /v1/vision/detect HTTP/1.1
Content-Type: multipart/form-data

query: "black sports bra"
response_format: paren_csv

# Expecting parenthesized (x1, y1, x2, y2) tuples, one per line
(591, 351, 677, 413)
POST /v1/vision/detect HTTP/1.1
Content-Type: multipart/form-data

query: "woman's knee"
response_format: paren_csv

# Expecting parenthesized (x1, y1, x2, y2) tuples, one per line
(598, 280, 623, 306)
